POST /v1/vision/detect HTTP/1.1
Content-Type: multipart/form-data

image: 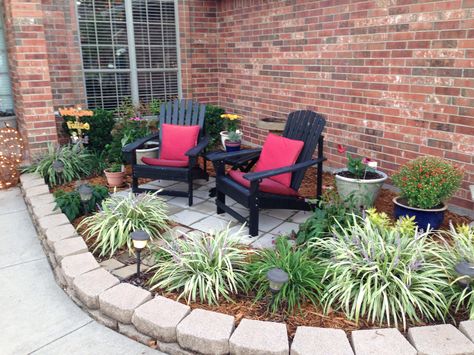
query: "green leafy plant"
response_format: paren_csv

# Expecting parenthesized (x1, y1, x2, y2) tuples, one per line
(297, 190, 359, 245)
(226, 131, 241, 142)
(149, 98, 162, 116)
(392, 156, 463, 209)
(87, 150, 109, 176)
(204, 105, 225, 148)
(23, 144, 94, 186)
(148, 226, 249, 305)
(107, 163, 122, 173)
(79, 192, 169, 257)
(247, 237, 325, 313)
(314, 210, 450, 329)
(54, 184, 109, 221)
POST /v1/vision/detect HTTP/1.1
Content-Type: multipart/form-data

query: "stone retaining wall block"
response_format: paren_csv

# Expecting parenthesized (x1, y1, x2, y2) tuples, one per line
(53, 237, 88, 262)
(291, 326, 354, 355)
(60, 252, 100, 287)
(73, 268, 120, 309)
(351, 328, 417, 355)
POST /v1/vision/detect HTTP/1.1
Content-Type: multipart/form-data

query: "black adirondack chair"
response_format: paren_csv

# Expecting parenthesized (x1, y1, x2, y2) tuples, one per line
(209, 110, 326, 236)
(122, 99, 209, 206)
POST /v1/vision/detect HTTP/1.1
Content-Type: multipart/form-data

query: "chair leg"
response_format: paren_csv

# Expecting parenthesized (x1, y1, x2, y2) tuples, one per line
(216, 190, 225, 214)
(132, 175, 139, 193)
(248, 200, 259, 237)
(188, 178, 193, 206)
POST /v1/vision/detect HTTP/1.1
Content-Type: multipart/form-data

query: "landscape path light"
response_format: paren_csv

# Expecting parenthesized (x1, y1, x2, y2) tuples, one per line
(52, 160, 64, 184)
(77, 184, 93, 216)
(266, 267, 289, 310)
(455, 261, 474, 289)
(131, 230, 150, 279)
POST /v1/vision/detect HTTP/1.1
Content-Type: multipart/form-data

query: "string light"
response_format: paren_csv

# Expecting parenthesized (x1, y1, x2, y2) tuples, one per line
(0, 124, 24, 189)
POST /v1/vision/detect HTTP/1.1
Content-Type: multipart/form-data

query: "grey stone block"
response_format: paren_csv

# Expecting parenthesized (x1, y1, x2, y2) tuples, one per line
(230, 318, 288, 355)
(157, 341, 195, 355)
(291, 326, 354, 355)
(100, 258, 125, 271)
(407, 324, 474, 355)
(20, 172, 42, 184)
(38, 213, 70, 234)
(89, 309, 118, 330)
(53, 237, 88, 262)
(53, 265, 66, 287)
(45, 223, 78, 249)
(111, 264, 142, 280)
(351, 328, 416, 355)
(99, 283, 152, 324)
(24, 184, 50, 199)
(73, 268, 119, 309)
(460, 321, 474, 342)
(21, 177, 45, 189)
(61, 252, 100, 287)
(32, 203, 59, 220)
(132, 296, 191, 342)
(177, 309, 235, 355)
(118, 323, 153, 345)
(29, 193, 55, 207)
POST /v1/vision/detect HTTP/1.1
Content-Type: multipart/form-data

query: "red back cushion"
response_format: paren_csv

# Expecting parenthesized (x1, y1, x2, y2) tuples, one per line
(160, 124, 200, 161)
(254, 133, 304, 187)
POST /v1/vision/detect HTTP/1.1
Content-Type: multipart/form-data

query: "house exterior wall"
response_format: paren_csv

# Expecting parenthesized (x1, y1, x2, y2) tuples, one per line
(216, 0, 474, 211)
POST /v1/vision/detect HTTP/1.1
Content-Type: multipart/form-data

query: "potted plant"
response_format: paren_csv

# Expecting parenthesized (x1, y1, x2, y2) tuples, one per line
(392, 156, 463, 230)
(220, 113, 242, 149)
(334, 145, 388, 208)
(104, 162, 125, 187)
(224, 131, 242, 152)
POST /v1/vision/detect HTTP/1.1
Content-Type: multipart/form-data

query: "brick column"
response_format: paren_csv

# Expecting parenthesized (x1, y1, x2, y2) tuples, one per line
(2, 0, 58, 160)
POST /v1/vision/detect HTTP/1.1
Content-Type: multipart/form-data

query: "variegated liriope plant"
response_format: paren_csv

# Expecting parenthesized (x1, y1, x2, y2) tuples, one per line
(313, 209, 451, 329)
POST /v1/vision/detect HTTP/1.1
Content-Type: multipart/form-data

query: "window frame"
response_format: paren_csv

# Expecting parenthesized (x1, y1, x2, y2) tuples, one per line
(75, 0, 182, 109)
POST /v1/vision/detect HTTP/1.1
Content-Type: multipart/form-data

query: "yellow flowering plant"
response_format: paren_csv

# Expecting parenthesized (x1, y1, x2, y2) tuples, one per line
(220, 113, 240, 132)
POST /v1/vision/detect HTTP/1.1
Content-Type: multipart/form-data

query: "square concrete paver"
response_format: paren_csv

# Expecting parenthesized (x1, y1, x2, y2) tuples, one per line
(189, 200, 216, 215)
(100, 259, 125, 271)
(290, 211, 312, 224)
(168, 196, 205, 208)
(170, 210, 208, 225)
(262, 209, 297, 220)
(258, 214, 284, 232)
(190, 215, 235, 232)
(252, 234, 278, 249)
(270, 221, 299, 236)
(111, 264, 142, 280)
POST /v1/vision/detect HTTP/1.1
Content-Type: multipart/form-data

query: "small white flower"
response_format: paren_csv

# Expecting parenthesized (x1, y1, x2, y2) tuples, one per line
(368, 161, 378, 169)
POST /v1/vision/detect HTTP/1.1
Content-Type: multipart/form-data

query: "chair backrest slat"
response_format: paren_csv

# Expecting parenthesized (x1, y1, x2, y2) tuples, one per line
(159, 99, 207, 141)
(282, 110, 326, 190)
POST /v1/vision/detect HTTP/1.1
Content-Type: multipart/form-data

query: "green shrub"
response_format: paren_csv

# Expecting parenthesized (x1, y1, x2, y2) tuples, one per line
(392, 156, 463, 209)
(79, 192, 169, 257)
(314, 210, 450, 329)
(247, 237, 325, 313)
(54, 184, 109, 221)
(148, 226, 249, 305)
(204, 104, 225, 148)
(23, 144, 93, 186)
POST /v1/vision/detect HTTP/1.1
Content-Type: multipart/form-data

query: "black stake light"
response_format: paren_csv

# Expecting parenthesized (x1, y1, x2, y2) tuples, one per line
(266, 267, 289, 310)
(455, 261, 474, 289)
(77, 184, 93, 216)
(131, 230, 150, 279)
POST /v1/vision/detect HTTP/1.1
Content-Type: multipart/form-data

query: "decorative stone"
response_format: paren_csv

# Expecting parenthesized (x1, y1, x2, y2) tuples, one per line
(176, 309, 235, 355)
(460, 320, 474, 342)
(229, 318, 288, 355)
(73, 268, 119, 309)
(38, 213, 70, 233)
(351, 328, 416, 355)
(118, 323, 153, 345)
(45, 223, 78, 249)
(407, 324, 474, 355)
(99, 283, 152, 324)
(291, 326, 354, 355)
(61, 252, 100, 287)
(132, 296, 191, 342)
(32, 203, 59, 220)
(100, 258, 125, 271)
(53, 237, 88, 262)
(24, 184, 49, 199)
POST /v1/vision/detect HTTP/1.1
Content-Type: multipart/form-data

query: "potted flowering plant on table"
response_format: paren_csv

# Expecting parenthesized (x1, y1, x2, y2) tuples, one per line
(219, 113, 242, 149)
(335, 145, 388, 208)
(224, 131, 242, 152)
(392, 156, 463, 230)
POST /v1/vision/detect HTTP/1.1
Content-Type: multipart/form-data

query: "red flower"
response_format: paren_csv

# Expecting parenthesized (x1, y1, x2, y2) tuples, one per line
(337, 144, 346, 154)
(362, 157, 372, 164)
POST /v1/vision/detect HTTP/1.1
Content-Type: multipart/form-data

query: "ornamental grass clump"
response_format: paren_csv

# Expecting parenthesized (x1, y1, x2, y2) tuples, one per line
(247, 237, 325, 313)
(314, 210, 450, 329)
(148, 226, 249, 305)
(392, 156, 463, 209)
(79, 191, 169, 257)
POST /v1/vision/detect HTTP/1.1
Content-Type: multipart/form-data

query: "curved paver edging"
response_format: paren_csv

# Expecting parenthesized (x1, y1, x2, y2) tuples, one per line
(19, 172, 474, 355)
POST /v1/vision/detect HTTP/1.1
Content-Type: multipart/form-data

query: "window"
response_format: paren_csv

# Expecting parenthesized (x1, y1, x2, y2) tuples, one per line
(0, 2, 13, 113)
(77, 0, 180, 109)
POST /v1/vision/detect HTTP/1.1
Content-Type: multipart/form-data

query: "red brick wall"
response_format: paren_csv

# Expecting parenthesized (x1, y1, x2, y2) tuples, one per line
(215, 0, 474, 211)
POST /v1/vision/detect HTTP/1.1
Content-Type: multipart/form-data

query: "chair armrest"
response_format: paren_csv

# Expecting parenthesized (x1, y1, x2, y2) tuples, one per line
(243, 157, 326, 182)
(185, 136, 209, 157)
(122, 132, 161, 153)
(207, 149, 262, 162)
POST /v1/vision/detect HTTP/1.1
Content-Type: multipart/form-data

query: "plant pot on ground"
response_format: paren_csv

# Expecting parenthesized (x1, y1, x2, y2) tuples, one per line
(104, 163, 125, 187)
(334, 147, 387, 208)
(224, 131, 242, 152)
(136, 141, 160, 165)
(392, 156, 463, 230)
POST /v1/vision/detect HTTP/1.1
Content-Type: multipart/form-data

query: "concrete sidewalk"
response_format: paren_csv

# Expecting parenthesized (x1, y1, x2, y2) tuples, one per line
(0, 187, 164, 355)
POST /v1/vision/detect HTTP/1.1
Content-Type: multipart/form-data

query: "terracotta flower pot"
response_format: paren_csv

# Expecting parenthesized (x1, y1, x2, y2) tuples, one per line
(104, 169, 125, 187)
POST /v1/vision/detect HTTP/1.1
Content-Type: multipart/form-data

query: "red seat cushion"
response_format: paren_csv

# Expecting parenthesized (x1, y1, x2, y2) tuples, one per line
(160, 123, 200, 162)
(141, 157, 188, 167)
(228, 170, 299, 196)
(254, 133, 304, 187)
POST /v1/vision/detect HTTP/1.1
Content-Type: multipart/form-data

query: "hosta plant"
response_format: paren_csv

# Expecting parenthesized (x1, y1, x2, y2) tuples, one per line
(79, 192, 169, 257)
(247, 237, 325, 313)
(314, 209, 450, 329)
(148, 226, 249, 305)
(23, 143, 93, 186)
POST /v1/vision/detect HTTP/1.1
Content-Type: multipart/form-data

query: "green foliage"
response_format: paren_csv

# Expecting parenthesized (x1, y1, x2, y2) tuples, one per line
(392, 156, 463, 209)
(107, 163, 122, 173)
(247, 237, 325, 313)
(149, 98, 162, 116)
(227, 131, 241, 142)
(204, 104, 225, 148)
(79, 192, 169, 257)
(54, 185, 109, 221)
(87, 150, 109, 176)
(23, 144, 93, 186)
(297, 190, 358, 245)
(346, 154, 374, 179)
(314, 210, 450, 329)
(148, 226, 249, 305)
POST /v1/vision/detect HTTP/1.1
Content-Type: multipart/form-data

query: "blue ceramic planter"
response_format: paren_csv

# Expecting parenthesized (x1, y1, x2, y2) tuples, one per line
(225, 142, 241, 152)
(393, 197, 447, 230)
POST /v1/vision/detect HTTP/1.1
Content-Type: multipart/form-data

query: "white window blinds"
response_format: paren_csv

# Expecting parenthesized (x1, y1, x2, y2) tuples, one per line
(0, 3, 13, 113)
